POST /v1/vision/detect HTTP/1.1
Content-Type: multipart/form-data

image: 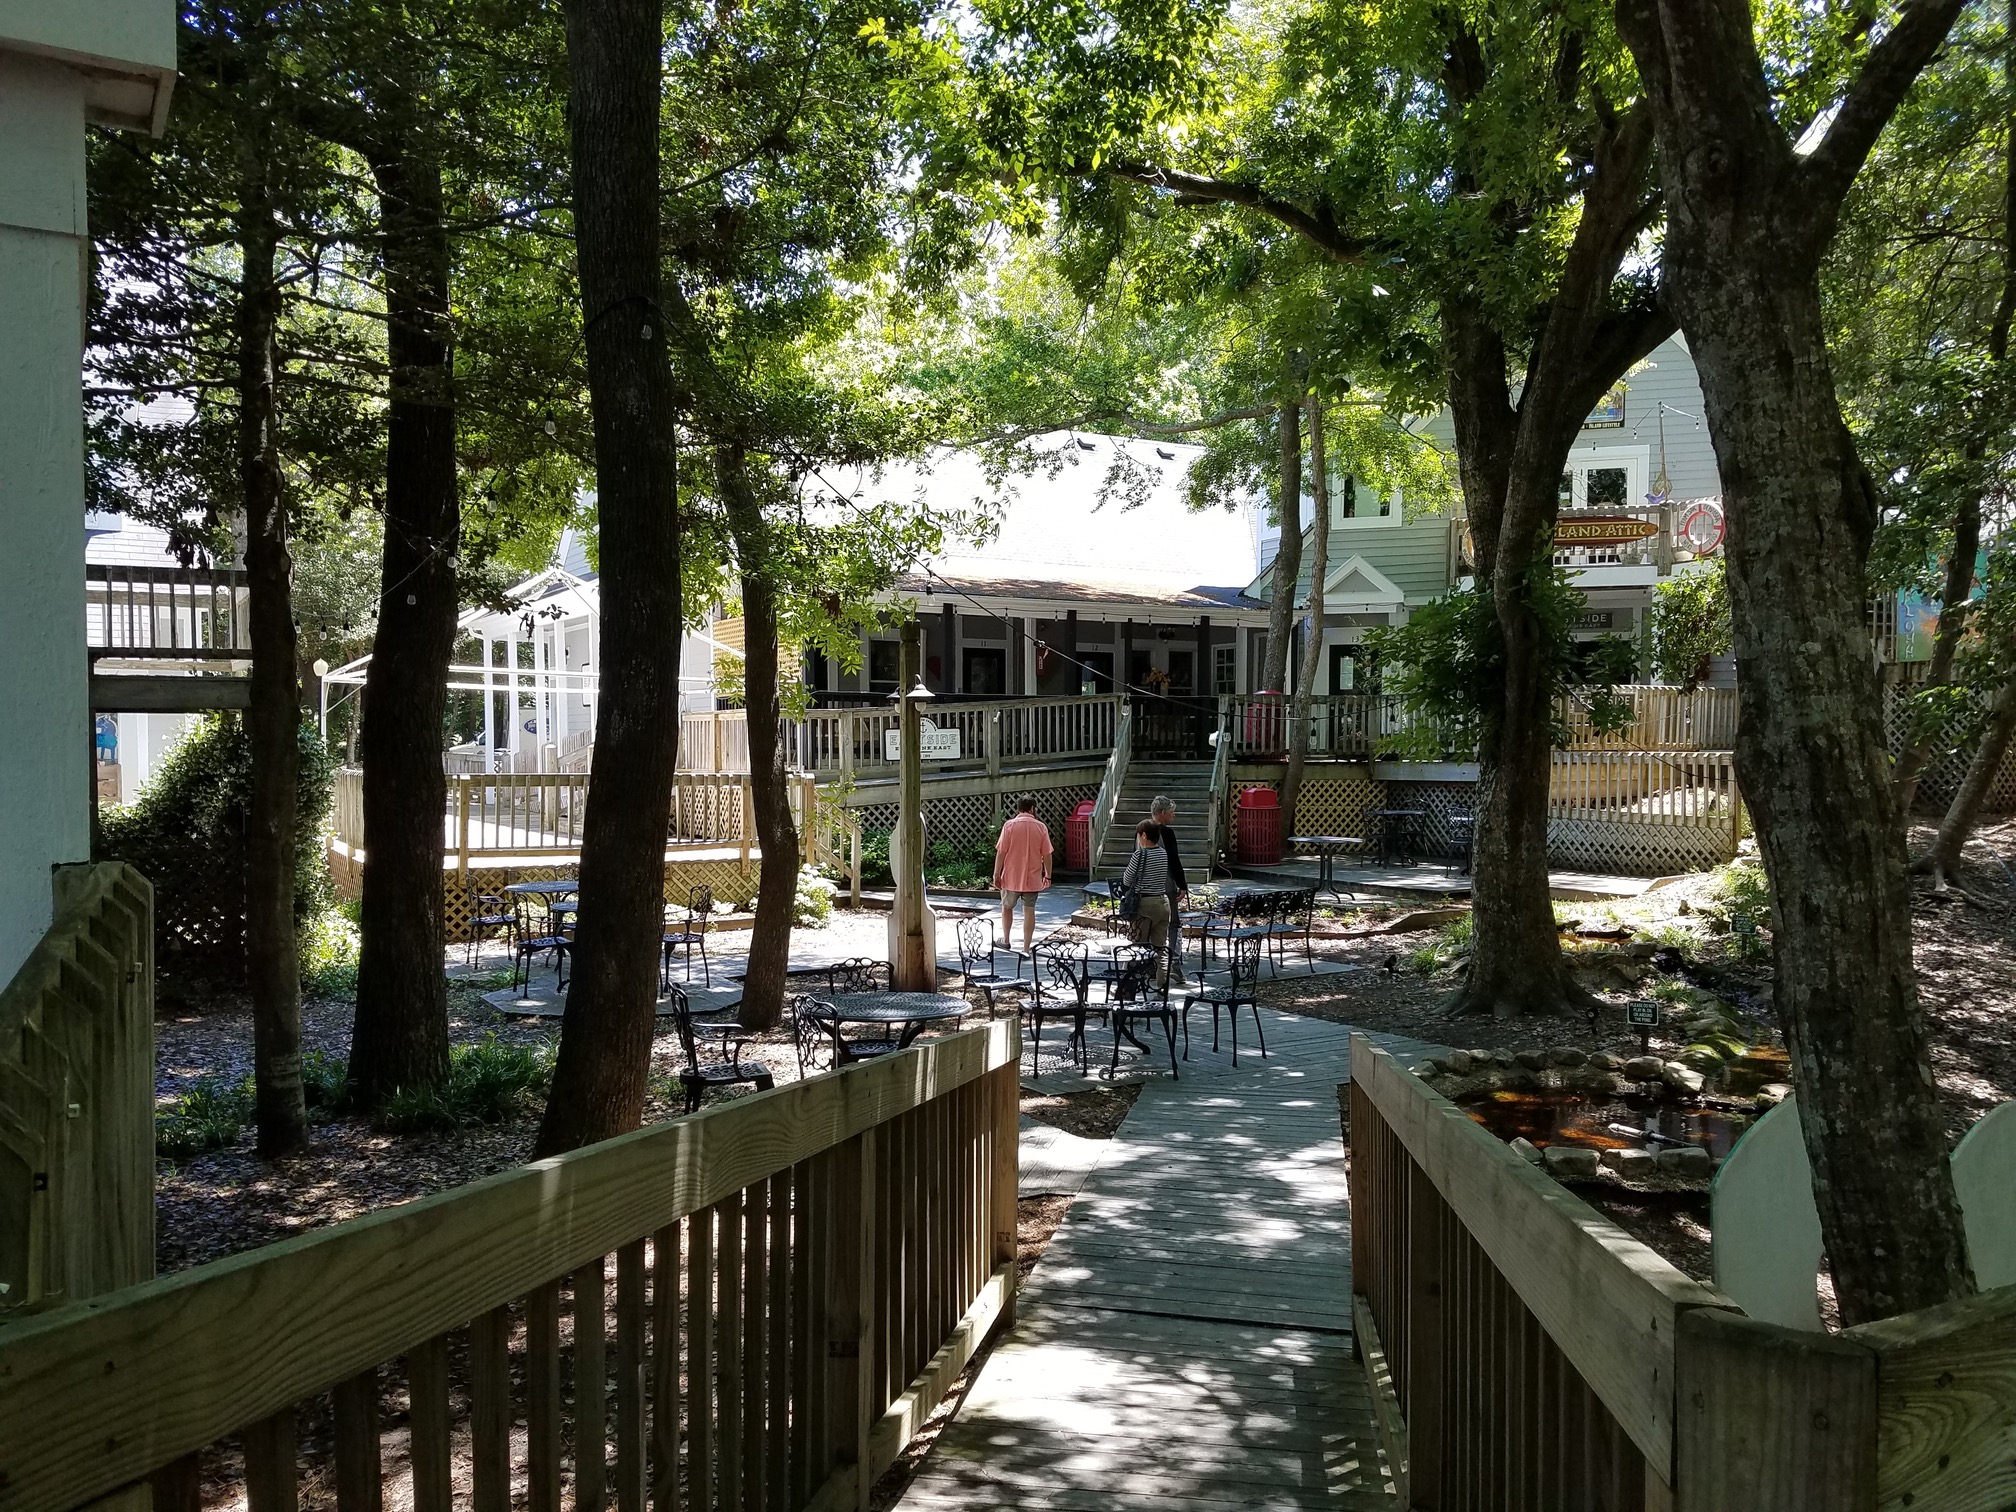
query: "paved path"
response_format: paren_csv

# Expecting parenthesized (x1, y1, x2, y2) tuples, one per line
(897, 1009, 1435, 1512)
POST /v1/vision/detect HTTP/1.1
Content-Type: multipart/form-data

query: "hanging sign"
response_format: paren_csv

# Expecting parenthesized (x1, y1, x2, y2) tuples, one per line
(1555, 515, 1660, 546)
(884, 718, 961, 762)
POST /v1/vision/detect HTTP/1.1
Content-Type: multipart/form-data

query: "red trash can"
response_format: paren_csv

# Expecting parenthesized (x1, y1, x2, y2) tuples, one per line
(1244, 692, 1287, 758)
(1065, 799, 1095, 872)
(1236, 786, 1282, 864)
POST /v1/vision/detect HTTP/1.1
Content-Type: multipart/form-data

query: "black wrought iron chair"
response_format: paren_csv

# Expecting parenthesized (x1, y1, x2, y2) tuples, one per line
(1201, 888, 1280, 974)
(1261, 888, 1319, 972)
(465, 879, 515, 968)
(1182, 931, 1267, 1067)
(669, 985, 773, 1113)
(510, 890, 571, 993)
(1024, 940, 1092, 1073)
(661, 884, 713, 989)
(1105, 944, 1179, 1079)
(824, 956, 887, 995)
(790, 993, 840, 1075)
(953, 917, 1029, 1017)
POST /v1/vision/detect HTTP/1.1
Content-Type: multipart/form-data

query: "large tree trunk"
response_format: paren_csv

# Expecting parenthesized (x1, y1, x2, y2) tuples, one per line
(1280, 397, 1329, 825)
(1261, 401, 1302, 695)
(1920, 680, 2016, 887)
(238, 162, 308, 1157)
(717, 443, 798, 1031)
(349, 144, 456, 1106)
(536, 0, 683, 1156)
(1620, 0, 1974, 1324)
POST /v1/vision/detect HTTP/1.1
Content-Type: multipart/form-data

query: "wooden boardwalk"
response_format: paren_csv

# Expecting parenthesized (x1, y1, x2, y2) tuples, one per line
(897, 1011, 1431, 1511)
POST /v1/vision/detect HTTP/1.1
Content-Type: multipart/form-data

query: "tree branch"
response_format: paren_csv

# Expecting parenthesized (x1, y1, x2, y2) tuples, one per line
(1103, 161, 1369, 263)
(1804, 0, 1969, 211)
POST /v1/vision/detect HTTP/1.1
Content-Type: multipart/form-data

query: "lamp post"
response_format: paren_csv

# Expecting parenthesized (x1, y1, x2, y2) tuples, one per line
(891, 619, 935, 990)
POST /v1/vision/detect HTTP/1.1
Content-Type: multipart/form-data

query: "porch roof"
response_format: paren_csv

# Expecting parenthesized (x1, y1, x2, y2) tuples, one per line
(893, 571, 1266, 615)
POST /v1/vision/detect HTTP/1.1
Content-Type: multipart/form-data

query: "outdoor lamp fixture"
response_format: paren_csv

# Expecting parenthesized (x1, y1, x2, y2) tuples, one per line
(312, 658, 329, 678)
(891, 677, 934, 703)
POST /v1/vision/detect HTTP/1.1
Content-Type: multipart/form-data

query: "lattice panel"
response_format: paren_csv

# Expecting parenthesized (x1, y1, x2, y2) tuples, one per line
(1384, 780, 1477, 862)
(1882, 682, 2016, 812)
(1290, 776, 1385, 849)
(442, 858, 757, 944)
(1546, 818, 1734, 877)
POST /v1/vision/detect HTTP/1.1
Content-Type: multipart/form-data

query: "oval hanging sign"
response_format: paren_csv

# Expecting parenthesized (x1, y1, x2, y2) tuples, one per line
(1555, 515, 1661, 546)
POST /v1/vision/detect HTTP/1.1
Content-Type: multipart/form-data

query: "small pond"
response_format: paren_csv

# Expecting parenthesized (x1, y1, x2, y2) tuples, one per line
(1462, 1090, 1752, 1159)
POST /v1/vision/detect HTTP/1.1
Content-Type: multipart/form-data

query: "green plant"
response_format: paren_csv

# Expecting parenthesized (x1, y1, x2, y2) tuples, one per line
(301, 1050, 351, 1113)
(374, 1034, 555, 1133)
(300, 904, 361, 998)
(859, 827, 892, 886)
(792, 867, 836, 927)
(156, 1074, 256, 1159)
(97, 713, 336, 983)
(1404, 943, 1442, 975)
(1649, 558, 1731, 692)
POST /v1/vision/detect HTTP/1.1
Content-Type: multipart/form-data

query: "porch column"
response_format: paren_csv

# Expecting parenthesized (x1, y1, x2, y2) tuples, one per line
(1064, 610, 1078, 694)
(941, 601, 957, 694)
(481, 637, 494, 755)
(1197, 613, 1211, 696)
(1121, 618, 1134, 693)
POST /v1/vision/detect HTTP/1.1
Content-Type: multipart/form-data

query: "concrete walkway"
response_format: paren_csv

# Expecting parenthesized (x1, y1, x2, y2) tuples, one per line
(898, 1009, 1437, 1512)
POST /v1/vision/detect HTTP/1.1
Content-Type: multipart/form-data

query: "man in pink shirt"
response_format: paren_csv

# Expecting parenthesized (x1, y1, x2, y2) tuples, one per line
(991, 795, 1053, 952)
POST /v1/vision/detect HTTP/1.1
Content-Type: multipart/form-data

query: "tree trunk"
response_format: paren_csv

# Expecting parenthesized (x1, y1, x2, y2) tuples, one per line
(717, 443, 798, 1031)
(1920, 680, 2016, 886)
(238, 163, 308, 1157)
(1261, 402, 1302, 695)
(1280, 397, 1329, 825)
(1620, 0, 1975, 1323)
(535, 0, 683, 1156)
(349, 144, 456, 1106)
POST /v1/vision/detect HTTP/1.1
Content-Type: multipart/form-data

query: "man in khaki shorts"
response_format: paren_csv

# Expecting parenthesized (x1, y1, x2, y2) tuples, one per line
(991, 795, 1052, 952)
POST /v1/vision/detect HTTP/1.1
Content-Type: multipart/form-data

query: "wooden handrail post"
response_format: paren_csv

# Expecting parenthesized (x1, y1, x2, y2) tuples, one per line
(1405, 1160, 1444, 1509)
(990, 1061, 1019, 1330)
(821, 1128, 878, 1512)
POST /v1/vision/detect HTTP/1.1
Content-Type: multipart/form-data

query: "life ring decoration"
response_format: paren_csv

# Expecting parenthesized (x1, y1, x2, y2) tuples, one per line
(1034, 641, 1051, 678)
(1677, 498, 1726, 554)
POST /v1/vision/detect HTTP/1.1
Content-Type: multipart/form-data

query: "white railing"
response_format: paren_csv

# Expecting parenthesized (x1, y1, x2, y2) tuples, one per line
(1547, 748, 1741, 828)
(682, 695, 1123, 778)
(1087, 704, 1133, 878)
(1559, 685, 1738, 751)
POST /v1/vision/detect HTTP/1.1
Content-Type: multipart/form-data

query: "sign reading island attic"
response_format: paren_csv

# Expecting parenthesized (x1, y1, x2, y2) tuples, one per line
(885, 719, 961, 762)
(1554, 515, 1661, 547)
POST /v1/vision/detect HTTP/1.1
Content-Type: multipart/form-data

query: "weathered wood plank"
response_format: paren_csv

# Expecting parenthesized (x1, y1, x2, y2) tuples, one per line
(1847, 1281, 2016, 1512)
(0, 1020, 1017, 1511)
(407, 1335, 451, 1512)
(470, 1307, 512, 1512)
(331, 1368, 381, 1512)
(614, 1241, 647, 1512)
(527, 1282, 562, 1512)
(1673, 1306, 1876, 1512)
(572, 1261, 608, 1512)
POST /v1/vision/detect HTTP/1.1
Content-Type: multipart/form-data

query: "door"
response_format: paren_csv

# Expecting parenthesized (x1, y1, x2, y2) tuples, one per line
(962, 647, 1006, 696)
(1076, 651, 1114, 694)
(1329, 645, 1378, 753)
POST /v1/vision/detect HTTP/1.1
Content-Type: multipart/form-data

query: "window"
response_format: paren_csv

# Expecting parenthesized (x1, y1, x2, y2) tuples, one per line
(1557, 449, 1648, 509)
(868, 639, 899, 692)
(1213, 644, 1236, 694)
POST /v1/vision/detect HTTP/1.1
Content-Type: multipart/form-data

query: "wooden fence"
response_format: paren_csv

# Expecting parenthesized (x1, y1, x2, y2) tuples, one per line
(0, 863, 154, 1316)
(679, 696, 1123, 778)
(1547, 749, 1742, 874)
(1348, 1036, 2016, 1511)
(0, 1020, 1021, 1512)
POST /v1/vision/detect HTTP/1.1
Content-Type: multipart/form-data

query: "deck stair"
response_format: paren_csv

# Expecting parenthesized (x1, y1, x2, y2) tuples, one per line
(1090, 759, 1216, 883)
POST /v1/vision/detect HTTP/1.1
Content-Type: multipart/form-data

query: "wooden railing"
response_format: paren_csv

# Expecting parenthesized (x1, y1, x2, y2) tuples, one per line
(680, 696, 1123, 777)
(0, 863, 154, 1315)
(334, 770, 760, 864)
(1347, 1036, 2016, 1510)
(1548, 749, 1740, 827)
(1559, 685, 1738, 751)
(0, 1020, 1021, 1512)
(84, 564, 251, 659)
(1222, 693, 1438, 760)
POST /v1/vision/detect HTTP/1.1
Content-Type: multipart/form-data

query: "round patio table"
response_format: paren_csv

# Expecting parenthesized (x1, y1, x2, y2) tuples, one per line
(1368, 809, 1426, 867)
(1287, 834, 1365, 896)
(821, 992, 969, 1053)
(504, 879, 578, 898)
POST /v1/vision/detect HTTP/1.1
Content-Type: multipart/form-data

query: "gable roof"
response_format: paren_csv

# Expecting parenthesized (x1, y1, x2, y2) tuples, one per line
(1322, 555, 1405, 606)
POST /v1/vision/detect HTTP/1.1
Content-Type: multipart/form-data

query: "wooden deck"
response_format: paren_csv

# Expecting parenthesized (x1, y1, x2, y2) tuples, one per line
(897, 1012, 1432, 1511)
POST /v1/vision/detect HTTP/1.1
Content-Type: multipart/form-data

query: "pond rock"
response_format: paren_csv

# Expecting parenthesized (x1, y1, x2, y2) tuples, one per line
(1656, 1145, 1714, 1177)
(1549, 1046, 1589, 1069)
(1442, 1049, 1474, 1075)
(1509, 1136, 1543, 1165)
(1624, 1055, 1665, 1080)
(1489, 1048, 1515, 1068)
(1543, 1146, 1602, 1179)
(1588, 1051, 1624, 1071)
(1603, 1147, 1658, 1181)
(1756, 1082, 1793, 1107)
(1661, 1062, 1707, 1096)
(1515, 1049, 1549, 1071)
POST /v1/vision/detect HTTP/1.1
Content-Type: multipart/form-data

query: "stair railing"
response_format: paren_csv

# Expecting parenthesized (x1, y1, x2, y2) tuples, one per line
(1087, 703, 1133, 880)
(1204, 698, 1232, 877)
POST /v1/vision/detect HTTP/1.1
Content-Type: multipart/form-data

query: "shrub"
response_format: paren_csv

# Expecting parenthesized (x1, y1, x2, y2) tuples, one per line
(375, 1035, 555, 1133)
(301, 905, 361, 998)
(156, 1074, 256, 1159)
(301, 1049, 351, 1112)
(97, 712, 336, 986)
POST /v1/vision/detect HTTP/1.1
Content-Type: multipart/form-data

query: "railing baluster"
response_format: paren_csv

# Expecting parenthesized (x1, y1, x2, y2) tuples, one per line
(651, 1222, 683, 1511)
(331, 1368, 382, 1512)
(470, 1306, 513, 1512)
(615, 1240, 648, 1512)
(767, 1168, 791, 1512)
(243, 1406, 299, 1512)
(689, 1206, 717, 1510)
(527, 1281, 563, 1512)
(580, 1266, 615, 1509)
